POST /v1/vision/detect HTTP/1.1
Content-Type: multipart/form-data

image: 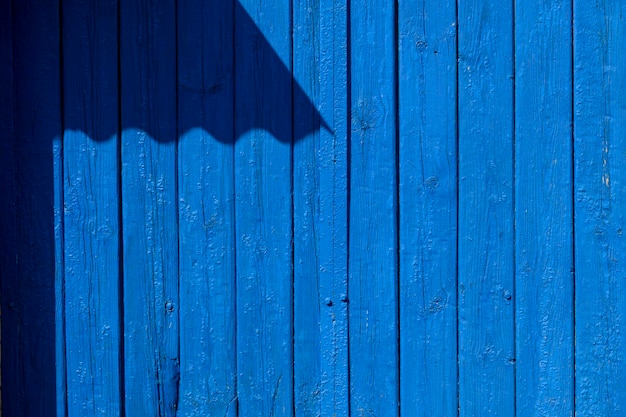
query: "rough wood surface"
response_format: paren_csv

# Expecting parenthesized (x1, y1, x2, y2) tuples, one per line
(398, 0, 458, 414)
(458, 0, 515, 414)
(515, 0, 575, 415)
(5, 1, 626, 415)
(62, 1, 121, 415)
(574, 1, 626, 414)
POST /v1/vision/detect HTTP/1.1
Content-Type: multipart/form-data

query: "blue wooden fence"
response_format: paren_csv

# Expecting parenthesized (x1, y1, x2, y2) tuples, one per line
(0, 0, 624, 415)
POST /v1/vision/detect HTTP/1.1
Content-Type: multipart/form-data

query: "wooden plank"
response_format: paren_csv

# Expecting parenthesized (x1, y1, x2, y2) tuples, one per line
(574, 1, 626, 414)
(398, 0, 458, 414)
(293, 0, 349, 414)
(515, 1, 574, 415)
(457, 0, 515, 415)
(349, 0, 399, 415)
(7, 1, 60, 414)
(292, 0, 323, 413)
(0, 0, 17, 414)
(234, 0, 294, 414)
(62, 1, 121, 415)
(176, 0, 237, 415)
(120, 0, 179, 414)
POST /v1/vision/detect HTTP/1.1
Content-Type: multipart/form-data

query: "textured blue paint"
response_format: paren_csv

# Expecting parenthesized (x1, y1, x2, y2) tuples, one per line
(349, 0, 399, 416)
(458, 0, 515, 415)
(293, 0, 349, 414)
(176, 0, 237, 415)
(398, 0, 458, 415)
(293, 0, 324, 413)
(515, 0, 574, 415)
(234, 0, 294, 415)
(5, 1, 626, 416)
(574, 1, 626, 414)
(121, 0, 180, 415)
(62, 1, 121, 415)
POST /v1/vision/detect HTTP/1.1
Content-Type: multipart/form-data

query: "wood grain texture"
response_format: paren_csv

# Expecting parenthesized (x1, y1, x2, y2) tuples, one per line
(293, 0, 323, 413)
(176, 0, 237, 415)
(457, 0, 515, 415)
(121, 0, 179, 414)
(574, 1, 626, 415)
(349, 1, 399, 415)
(234, 1, 294, 415)
(398, 0, 458, 414)
(515, 0, 574, 415)
(293, 0, 349, 414)
(62, 1, 121, 415)
(6, 1, 60, 414)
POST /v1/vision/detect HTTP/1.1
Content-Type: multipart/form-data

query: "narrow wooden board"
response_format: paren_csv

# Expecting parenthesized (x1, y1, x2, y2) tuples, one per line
(7, 1, 60, 414)
(62, 1, 121, 415)
(293, 0, 349, 414)
(457, 0, 515, 414)
(398, 0, 458, 414)
(574, 1, 626, 414)
(349, 1, 399, 415)
(234, 1, 294, 415)
(176, 0, 237, 414)
(515, 1, 574, 415)
(120, 0, 179, 414)
(0, 0, 17, 413)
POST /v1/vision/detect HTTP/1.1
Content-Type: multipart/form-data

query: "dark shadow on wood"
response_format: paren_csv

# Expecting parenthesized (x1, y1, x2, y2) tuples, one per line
(1, 0, 327, 414)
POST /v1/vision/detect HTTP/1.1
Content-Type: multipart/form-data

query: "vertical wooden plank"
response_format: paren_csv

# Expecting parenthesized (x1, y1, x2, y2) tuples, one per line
(398, 0, 458, 414)
(515, 0, 574, 415)
(293, 0, 349, 414)
(457, 0, 515, 415)
(6, 1, 60, 414)
(574, 1, 626, 415)
(176, 0, 237, 415)
(349, 0, 398, 415)
(234, 0, 294, 414)
(293, 0, 323, 414)
(121, 0, 179, 414)
(0, 0, 16, 413)
(62, 1, 121, 415)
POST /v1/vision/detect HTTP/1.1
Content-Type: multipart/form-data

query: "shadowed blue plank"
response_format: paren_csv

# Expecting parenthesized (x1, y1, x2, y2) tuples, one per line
(574, 1, 626, 414)
(457, 0, 515, 415)
(0, 0, 19, 413)
(349, 0, 399, 415)
(293, 0, 349, 414)
(398, 0, 458, 414)
(515, 1, 574, 415)
(235, 0, 294, 415)
(177, 0, 237, 415)
(121, 0, 179, 414)
(62, 1, 121, 415)
(4, 1, 60, 414)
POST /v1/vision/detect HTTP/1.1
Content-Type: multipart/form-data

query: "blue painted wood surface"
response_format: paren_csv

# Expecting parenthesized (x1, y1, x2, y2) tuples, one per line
(574, 1, 626, 415)
(515, 0, 574, 415)
(293, 0, 349, 415)
(234, 1, 294, 415)
(62, 1, 121, 415)
(349, 1, 399, 416)
(2, 1, 59, 415)
(458, 0, 515, 415)
(3, 1, 626, 416)
(398, 0, 458, 414)
(120, 0, 179, 415)
(176, 1, 237, 415)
